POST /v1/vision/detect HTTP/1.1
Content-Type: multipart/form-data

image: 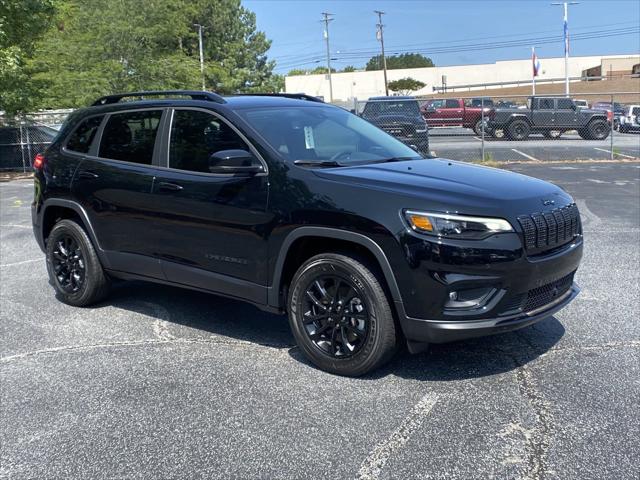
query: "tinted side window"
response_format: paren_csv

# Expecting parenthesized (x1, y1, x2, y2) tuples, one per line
(99, 110, 162, 164)
(557, 99, 574, 110)
(538, 99, 555, 110)
(631, 107, 640, 116)
(445, 99, 460, 108)
(66, 116, 103, 153)
(169, 110, 249, 173)
(428, 100, 445, 109)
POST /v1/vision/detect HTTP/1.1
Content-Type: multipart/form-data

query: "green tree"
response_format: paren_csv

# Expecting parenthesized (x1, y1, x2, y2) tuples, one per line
(27, 0, 280, 109)
(365, 53, 434, 71)
(387, 77, 426, 95)
(0, 0, 56, 113)
(287, 68, 309, 76)
(341, 65, 356, 72)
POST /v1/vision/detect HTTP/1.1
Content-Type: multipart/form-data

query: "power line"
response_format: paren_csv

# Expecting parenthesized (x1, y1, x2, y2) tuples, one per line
(274, 27, 638, 70)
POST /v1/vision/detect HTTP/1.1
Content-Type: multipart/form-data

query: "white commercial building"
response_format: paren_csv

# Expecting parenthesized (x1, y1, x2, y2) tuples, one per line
(285, 54, 639, 102)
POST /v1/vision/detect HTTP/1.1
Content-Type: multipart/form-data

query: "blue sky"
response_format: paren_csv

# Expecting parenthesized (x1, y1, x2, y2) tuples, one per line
(243, 0, 640, 73)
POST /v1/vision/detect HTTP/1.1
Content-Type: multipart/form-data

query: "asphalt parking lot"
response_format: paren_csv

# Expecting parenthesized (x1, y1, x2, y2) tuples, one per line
(429, 128, 640, 162)
(1, 162, 639, 479)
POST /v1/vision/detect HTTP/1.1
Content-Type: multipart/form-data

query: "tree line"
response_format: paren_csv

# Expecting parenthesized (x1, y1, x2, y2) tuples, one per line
(0, 0, 283, 114)
(287, 53, 434, 76)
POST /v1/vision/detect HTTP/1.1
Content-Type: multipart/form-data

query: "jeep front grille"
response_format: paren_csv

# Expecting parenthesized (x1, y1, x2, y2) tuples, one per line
(517, 203, 580, 255)
(499, 271, 575, 315)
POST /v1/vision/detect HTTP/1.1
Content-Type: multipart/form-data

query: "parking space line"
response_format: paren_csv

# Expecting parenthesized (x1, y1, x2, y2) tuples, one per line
(356, 393, 438, 480)
(593, 148, 636, 159)
(511, 149, 538, 161)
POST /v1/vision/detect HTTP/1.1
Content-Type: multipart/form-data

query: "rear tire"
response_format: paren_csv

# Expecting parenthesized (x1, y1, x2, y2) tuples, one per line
(587, 119, 610, 140)
(287, 253, 398, 376)
(507, 119, 530, 140)
(46, 219, 110, 307)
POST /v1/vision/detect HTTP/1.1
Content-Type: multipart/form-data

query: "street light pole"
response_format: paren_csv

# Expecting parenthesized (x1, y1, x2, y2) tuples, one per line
(194, 23, 206, 91)
(375, 10, 389, 96)
(321, 12, 334, 102)
(551, 2, 579, 97)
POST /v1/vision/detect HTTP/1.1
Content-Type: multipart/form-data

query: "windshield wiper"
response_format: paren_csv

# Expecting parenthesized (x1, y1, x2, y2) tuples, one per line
(293, 159, 343, 167)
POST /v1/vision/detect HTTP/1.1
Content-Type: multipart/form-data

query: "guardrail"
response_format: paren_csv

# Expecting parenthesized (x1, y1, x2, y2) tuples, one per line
(432, 74, 639, 93)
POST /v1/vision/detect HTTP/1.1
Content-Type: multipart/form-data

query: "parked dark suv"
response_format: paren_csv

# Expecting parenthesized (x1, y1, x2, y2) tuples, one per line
(360, 96, 430, 155)
(32, 90, 583, 376)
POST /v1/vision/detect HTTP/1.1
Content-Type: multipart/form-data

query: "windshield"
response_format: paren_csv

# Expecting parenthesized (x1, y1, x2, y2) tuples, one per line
(239, 106, 422, 165)
(362, 100, 420, 118)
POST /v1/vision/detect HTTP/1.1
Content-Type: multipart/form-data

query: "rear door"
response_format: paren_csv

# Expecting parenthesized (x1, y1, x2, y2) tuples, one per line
(532, 98, 555, 127)
(72, 108, 166, 276)
(148, 108, 270, 299)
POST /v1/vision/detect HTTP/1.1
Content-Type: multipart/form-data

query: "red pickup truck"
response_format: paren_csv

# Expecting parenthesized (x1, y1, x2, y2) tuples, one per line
(420, 98, 492, 135)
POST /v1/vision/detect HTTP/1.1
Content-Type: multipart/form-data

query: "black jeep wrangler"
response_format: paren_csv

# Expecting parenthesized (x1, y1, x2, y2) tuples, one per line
(489, 96, 610, 140)
(32, 90, 583, 376)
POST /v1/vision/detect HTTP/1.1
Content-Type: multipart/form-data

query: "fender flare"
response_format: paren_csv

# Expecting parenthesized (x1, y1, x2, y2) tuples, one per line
(267, 226, 403, 308)
(39, 198, 109, 266)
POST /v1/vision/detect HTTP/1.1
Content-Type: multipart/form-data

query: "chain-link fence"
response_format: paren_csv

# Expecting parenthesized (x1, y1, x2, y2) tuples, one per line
(0, 110, 72, 171)
(354, 92, 640, 163)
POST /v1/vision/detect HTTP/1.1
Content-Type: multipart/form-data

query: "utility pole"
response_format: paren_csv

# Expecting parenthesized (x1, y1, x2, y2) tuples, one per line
(321, 12, 334, 102)
(551, 2, 579, 97)
(375, 10, 389, 96)
(194, 23, 206, 90)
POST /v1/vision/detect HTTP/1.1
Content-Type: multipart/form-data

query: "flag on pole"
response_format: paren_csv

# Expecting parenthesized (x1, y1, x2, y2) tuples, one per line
(532, 48, 541, 77)
(563, 8, 569, 56)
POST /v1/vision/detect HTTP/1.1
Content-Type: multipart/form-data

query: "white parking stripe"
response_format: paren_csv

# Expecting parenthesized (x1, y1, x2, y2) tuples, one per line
(511, 149, 538, 161)
(356, 393, 438, 480)
(593, 148, 637, 159)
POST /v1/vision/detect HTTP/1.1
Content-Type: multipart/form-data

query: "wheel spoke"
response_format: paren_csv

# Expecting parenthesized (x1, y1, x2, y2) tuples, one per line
(303, 311, 328, 323)
(306, 290, 327, 310)
(340, 326, 353, 353)
(346, 325, 364, 338)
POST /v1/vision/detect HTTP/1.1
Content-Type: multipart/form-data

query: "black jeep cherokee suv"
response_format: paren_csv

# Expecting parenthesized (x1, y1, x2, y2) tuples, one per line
(32, 90, 583, 376)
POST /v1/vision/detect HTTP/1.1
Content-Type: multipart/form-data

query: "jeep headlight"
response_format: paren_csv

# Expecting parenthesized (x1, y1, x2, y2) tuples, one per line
(404, 210, 513, 239)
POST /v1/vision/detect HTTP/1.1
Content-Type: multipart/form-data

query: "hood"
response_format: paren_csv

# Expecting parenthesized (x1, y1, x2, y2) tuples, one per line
(313, 158, 571, 215)
(364, 113, 423, 125)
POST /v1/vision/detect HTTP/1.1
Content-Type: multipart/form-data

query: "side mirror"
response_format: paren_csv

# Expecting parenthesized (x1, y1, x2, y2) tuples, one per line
(208, 149, 264, 175)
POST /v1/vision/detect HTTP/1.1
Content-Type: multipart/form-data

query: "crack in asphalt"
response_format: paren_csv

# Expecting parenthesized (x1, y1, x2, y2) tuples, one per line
(512, 356, 553, 480)
(0, 337, 296, 364)
(355, 393, 439, 480)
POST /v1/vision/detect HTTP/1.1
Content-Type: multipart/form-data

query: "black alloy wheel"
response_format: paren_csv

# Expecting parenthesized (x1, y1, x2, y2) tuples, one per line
(301, 275, 369, 358)
(287, 253, 398, 376)
(46, 219, 110, 306)
(51, 234, 85, 293)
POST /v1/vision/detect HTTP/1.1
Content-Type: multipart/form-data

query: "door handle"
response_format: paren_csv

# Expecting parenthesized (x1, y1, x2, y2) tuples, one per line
(78, 170, 99, 179)
(158, 181, 183, 191)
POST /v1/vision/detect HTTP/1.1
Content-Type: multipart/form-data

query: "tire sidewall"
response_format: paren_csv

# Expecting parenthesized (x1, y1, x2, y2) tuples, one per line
(589, 119, 609, 140)
(288, 256, 388, 376)
(46, 220, 98, 305)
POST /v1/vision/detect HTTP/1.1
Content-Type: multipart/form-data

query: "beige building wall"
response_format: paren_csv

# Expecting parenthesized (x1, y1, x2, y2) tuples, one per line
(285, 54, 638, 101)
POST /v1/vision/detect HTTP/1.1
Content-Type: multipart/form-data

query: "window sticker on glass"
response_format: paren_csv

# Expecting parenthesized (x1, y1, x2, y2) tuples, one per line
(304, 126, 315, 149)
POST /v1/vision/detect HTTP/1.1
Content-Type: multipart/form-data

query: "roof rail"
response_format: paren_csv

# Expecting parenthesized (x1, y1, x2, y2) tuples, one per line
(91, 90, 226, 106)
(232, 93, 324, 103)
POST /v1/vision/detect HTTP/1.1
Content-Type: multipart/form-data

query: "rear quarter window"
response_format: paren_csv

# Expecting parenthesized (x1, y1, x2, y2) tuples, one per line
(65, 116, 104, 153)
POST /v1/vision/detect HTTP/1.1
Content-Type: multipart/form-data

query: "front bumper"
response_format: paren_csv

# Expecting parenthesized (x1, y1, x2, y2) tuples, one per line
(399, 283, 579, 344)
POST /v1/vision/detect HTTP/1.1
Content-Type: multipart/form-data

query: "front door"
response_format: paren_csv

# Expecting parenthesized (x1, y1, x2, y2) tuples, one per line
(554, 98, 579, 128)
(148, 108, 270, 300)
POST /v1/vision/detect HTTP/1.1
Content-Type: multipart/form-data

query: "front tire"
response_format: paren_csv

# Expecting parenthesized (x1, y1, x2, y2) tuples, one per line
(46, 219, 110, 306)
(287, 253, 398, 376)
